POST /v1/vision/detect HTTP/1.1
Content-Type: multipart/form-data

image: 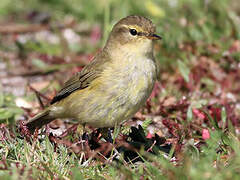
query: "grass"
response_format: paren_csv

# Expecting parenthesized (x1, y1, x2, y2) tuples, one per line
(0, 0, 240, 179)
(1, 127, 240, 179)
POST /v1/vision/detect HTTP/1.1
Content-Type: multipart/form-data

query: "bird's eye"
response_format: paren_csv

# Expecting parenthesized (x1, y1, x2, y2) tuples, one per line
(129, 29, 137, 36)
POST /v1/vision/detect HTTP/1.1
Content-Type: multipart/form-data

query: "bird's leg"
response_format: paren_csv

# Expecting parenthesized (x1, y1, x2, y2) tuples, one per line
(107, 128, 113, 143)
(82, 123, 89, 144)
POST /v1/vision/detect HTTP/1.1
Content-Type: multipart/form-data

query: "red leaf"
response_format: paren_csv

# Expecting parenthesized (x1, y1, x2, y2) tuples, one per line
(146, 132, 153, 139)
(202, 129, 210, 140)
(192, 108, 205, 120)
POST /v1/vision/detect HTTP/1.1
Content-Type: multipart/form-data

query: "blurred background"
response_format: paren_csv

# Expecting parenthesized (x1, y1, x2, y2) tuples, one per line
(0, 0, 240, 179)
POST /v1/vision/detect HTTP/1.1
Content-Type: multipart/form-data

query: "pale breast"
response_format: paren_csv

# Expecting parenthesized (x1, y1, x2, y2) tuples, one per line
(58, 54, 157, 128)
(127, 57, 156, 104)
(94, 55, 157, 126)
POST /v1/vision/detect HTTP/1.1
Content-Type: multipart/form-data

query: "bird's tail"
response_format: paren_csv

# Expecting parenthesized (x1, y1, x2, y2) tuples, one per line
(25, 109, 54, 133)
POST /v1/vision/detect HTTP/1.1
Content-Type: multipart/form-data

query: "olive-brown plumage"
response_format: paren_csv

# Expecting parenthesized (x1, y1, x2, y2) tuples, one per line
(26, 15, 161, 132)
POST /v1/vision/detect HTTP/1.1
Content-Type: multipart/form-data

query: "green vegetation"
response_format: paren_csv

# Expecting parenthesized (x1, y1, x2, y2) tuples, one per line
(0, 0, 240, 179)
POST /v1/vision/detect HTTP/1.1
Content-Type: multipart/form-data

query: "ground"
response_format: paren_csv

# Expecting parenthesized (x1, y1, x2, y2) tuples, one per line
(0, 0, 240, 179)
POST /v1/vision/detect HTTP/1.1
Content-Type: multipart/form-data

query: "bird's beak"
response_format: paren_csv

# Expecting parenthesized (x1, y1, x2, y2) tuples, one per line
(147, 34, 162, 40)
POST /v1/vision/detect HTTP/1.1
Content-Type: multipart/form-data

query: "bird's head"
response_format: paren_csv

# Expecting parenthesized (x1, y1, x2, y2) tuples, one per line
(105, 15, 161, 56)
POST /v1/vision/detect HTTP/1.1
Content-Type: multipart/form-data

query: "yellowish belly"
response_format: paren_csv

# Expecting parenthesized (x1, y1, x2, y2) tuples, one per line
(55, 57, 156, 127)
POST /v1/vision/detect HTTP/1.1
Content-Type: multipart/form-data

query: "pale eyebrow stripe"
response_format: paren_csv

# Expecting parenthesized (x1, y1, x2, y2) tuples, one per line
(121, 24, 146, 36)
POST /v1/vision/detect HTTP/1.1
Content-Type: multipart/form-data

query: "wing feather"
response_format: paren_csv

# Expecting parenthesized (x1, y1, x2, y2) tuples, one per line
(50, 51, 109, 104)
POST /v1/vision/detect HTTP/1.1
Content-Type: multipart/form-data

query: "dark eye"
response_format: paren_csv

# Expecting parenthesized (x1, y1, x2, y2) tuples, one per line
(130, 29, 137, 36)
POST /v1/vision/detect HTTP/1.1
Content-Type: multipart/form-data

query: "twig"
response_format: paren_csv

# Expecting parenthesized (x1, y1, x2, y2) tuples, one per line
(147, 140, 156, 152)
(8, 63, 85, 77)
(28, 84, 51, 108)
(0, 20, 75, 34)
(59, 124, 79, 138)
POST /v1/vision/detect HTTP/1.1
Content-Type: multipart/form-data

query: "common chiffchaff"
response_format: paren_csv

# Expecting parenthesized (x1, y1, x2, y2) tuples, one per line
(26, 15, 161, 132)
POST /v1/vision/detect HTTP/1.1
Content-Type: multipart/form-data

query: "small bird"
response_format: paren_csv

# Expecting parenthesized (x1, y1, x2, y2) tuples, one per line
(25, 15, 162, 133)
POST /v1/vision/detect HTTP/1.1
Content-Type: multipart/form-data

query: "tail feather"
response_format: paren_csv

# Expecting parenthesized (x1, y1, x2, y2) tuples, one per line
(25, 109, 54, 133)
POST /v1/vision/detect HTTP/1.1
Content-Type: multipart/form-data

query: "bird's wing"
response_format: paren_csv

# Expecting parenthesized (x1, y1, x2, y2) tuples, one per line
(50, 51, 109, 104)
